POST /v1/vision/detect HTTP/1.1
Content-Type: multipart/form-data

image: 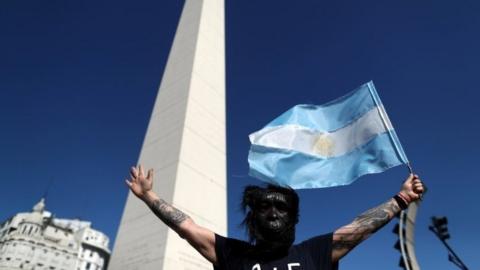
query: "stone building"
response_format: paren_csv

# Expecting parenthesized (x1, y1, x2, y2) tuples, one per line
(0, 199, 110, 270)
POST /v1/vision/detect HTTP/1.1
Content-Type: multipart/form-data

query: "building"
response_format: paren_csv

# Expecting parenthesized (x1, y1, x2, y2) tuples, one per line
(109, 0, 227, 269)
(0, 198, 110, 270)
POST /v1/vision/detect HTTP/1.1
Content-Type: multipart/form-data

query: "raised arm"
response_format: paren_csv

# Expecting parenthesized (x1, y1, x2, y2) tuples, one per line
(331, 174, 424, 262)
(125, 165, 218, 265)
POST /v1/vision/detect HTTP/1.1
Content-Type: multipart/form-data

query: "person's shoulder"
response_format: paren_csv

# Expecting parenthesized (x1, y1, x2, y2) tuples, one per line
(294, 233, 337, 270)
(214, 234, 253, 268)
(215, 234, 252, 269)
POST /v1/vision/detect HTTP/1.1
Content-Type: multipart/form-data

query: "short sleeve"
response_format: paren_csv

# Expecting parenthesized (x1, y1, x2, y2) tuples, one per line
(214, 234, 251, 270)
(299, 233, 338, 270)
(214, 234, 228, 270)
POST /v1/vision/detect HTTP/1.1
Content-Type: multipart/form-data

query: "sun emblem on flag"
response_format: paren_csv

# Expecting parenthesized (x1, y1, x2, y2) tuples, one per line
(313, 133, 334, 157)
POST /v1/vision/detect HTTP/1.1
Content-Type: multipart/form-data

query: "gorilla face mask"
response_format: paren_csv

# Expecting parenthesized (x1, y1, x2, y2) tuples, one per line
(255, 192, 292, 238)
(242, 185, 299, 255)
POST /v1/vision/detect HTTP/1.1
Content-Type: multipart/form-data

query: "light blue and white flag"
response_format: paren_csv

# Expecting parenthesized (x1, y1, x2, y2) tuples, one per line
(248, 81, 408, 189)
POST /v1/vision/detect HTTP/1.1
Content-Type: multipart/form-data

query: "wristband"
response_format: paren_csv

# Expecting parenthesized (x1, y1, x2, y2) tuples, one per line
(393, 194, 409, 210)
(397, 192, 410, 204)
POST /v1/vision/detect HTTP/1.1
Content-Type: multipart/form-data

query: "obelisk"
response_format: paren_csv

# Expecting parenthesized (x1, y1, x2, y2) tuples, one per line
(109, 0, 226, 269)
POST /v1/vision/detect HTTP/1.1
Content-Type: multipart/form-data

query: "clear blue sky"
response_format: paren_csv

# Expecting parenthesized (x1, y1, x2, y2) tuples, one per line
(1, 1, 478, 269)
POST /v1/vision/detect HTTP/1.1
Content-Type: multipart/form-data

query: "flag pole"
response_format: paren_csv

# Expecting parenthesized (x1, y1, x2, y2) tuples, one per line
(407, 162, 414, 174)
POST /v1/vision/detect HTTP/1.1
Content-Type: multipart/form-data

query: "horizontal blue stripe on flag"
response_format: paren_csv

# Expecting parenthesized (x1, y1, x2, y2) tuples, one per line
(266, 83, 380, 132)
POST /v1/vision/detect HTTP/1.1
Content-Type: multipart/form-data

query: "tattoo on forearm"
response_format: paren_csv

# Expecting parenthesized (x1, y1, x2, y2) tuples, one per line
(148, 199, 189, 229)
(333, 199, 400, 251)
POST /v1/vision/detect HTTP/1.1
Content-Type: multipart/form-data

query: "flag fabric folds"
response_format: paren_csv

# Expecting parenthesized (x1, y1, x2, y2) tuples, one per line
(248, 81, 408, 189)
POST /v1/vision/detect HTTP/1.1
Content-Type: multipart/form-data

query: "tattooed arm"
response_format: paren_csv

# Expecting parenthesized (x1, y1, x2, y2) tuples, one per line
(331, 197, 400, 262)
(331, 174, 424, 262)
(126, 165, 217, 265)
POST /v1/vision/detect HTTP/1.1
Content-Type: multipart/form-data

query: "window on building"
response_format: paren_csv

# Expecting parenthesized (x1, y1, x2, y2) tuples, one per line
(28, 227, 33, 235)
(86, 262, 91, 270)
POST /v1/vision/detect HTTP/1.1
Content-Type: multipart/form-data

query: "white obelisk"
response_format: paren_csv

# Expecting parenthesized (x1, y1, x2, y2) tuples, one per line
(109, 0, 226, 269)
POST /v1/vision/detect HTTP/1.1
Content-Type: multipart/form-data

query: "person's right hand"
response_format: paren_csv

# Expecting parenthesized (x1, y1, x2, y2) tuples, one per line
(399, 174, 424, 203)
(125, 164, 154, 200)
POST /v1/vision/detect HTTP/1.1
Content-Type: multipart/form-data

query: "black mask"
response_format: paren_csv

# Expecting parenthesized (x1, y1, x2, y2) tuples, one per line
(255, 192, 291, 237)
(241, 185, 299, 256)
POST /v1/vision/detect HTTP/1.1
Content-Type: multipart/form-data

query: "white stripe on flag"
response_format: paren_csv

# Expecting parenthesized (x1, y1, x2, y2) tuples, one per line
(249, 105, 392, 158)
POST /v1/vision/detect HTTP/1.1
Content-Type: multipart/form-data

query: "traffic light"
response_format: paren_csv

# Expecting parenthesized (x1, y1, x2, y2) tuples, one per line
(431, 216, 450, 240)
(392, 222, 407, 269)
(392, 223, 402, 251)
(429, 216, 470, 269)
(394, 240, 401, 251)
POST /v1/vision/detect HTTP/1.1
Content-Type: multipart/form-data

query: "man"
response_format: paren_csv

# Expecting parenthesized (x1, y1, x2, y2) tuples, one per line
(126, 165, 424, 269)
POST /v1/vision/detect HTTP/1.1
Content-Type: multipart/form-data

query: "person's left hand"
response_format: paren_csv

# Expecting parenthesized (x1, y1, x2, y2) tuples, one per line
(399, 174, 425, 203)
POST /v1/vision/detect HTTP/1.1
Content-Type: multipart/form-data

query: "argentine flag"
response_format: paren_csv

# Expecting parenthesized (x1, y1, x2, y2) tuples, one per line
(248, 81, 408, 189)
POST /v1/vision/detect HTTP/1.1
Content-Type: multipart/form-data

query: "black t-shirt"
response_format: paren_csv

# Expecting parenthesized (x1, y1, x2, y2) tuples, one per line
(214, 233, 338, 270)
